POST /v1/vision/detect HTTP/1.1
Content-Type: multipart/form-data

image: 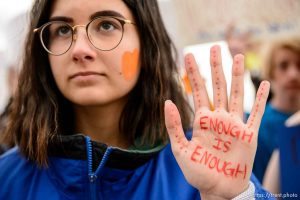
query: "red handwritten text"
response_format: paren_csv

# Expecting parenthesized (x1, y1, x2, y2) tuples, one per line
(212, 138, 231, 152)
(199, 116, 253, 143)
(191, 145, 247, 179)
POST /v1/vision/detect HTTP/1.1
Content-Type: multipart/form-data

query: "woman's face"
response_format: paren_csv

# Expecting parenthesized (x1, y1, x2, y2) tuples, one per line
(272, 47, 300, 97)
(48, 0, 140, 106)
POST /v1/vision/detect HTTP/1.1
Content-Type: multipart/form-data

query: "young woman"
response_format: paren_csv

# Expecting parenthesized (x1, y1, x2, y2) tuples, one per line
(0, 0, 273, 199)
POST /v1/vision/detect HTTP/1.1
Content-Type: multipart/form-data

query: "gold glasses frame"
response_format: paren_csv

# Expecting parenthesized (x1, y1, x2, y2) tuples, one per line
(33, 16, 135, 56)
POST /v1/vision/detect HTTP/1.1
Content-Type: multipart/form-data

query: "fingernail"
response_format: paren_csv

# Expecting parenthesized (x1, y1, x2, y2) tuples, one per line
(165, 100, 173, 105)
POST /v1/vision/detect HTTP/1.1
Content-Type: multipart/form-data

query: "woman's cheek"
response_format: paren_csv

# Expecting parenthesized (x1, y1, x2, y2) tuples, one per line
(121, 48, 140, 81)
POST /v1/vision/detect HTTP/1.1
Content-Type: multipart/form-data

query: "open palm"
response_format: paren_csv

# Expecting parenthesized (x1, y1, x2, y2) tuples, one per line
(164, 45, 270, 199)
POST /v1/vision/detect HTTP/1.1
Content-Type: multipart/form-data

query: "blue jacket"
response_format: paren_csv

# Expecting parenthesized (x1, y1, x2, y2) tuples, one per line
(278, 124, 300, 195)
(251, 103, 292, 182)
(0, 134, 273, 200)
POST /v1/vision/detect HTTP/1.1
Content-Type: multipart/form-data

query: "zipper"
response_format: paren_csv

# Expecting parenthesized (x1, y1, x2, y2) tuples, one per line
(86, 136, 113, 200)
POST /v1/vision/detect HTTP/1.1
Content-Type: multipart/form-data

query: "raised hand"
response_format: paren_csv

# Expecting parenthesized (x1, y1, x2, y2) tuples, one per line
(164, 45, 270, 200)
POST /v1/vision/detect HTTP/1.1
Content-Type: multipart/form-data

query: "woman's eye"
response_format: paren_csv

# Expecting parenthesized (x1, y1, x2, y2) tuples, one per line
(57, 26, 72, 36)
(99, 22, 115, 31)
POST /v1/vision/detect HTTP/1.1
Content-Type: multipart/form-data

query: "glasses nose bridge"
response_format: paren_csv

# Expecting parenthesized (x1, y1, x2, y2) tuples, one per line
(72, 24, 87, 41)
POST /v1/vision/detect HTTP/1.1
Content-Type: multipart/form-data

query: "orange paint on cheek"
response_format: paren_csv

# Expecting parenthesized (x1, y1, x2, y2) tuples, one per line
(121, 49, 139, 81)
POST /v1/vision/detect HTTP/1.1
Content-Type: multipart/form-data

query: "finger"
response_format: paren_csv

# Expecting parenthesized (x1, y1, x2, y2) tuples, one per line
(184, 53, 210, 111)
(229, 54, 244, 119)
(247, 81, 270, 131)
(210, 45, 228, 110)
(164, 100, 188, 154)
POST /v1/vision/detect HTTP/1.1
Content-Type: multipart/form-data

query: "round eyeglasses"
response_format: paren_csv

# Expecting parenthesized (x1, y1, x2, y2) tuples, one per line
(34, 16, 135, 56)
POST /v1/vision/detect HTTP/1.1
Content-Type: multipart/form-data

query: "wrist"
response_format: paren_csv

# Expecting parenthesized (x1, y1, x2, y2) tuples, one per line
(232, 181, 255, 200)
(200, 193, 230, 200)
(200, 182, 252, 200)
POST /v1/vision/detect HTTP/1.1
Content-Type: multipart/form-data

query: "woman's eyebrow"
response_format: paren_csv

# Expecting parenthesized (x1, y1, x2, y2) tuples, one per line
(90, 10, 125, 20)
(49, 16, 73, 23)
(48, 10, 125, 23)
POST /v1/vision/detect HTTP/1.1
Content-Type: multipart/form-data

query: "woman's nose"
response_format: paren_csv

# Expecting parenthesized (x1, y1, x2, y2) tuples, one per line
(71, 28, 97, 62)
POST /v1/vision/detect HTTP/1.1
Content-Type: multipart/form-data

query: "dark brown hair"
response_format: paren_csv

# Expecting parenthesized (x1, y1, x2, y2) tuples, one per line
(2, 0, 192, 166)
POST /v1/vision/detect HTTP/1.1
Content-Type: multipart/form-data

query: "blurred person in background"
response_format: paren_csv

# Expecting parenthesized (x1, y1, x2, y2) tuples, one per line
(225, 23, 251, 57)
(252, 36, 300, 183)
(225, 23, 262, 94)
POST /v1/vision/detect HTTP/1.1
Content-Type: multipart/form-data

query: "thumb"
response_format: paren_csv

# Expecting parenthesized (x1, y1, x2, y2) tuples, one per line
(164, 100, 187, 152)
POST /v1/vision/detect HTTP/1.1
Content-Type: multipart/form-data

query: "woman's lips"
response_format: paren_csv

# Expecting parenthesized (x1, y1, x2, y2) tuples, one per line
(70, 71, 105, 79)
(69, 71, 106, 84)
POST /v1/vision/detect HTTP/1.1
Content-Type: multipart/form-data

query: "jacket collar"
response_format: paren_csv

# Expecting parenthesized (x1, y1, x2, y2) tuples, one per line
(48, 134, 166, 170)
